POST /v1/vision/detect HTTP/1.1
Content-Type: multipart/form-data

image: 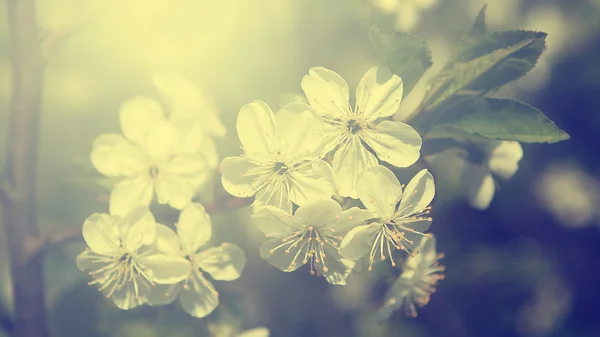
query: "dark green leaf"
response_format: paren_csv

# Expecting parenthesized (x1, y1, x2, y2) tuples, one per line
(430, 97, 570, 143)
(466, 4, 488, 38)
(369, 25, 432, 95)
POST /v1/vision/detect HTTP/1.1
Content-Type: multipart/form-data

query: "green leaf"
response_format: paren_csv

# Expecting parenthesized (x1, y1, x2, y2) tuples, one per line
(430, 97, 570, 143)
(466, 4, 488, 38)
(369, 25, 432, 95)
(422, 31, 545, 111)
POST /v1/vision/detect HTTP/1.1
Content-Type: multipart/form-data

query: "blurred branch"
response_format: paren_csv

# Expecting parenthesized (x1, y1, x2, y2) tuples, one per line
(40, 0, 112, 58)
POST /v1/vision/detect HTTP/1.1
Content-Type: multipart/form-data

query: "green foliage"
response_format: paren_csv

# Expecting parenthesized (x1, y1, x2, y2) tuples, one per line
(429, 97, 570, 143)
(369, 25, 432, 96)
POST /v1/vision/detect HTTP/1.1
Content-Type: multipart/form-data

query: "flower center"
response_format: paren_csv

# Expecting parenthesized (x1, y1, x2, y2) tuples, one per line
(149, 166, 159, 178)
(347, 119, 362, 134)
(274, 162, 288, 175)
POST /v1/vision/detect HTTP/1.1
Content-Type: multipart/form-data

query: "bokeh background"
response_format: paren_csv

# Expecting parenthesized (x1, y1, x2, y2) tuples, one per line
(1, 0, 600, 336)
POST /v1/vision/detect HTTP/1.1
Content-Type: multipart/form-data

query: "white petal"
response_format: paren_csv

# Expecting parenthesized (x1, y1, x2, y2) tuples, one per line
(154, 223, 182, 255)
(461, 163, 495, 210)
(146, 283, 180, 306)
(396, 169, 435, 216)
(356, 165, 403, 218)
(259, 238, 307, 272)
(137, 253, 190, 284)
(315, 245, 353, 285)
(109, 177, 154, 218)
(119, 96, 166, 146)
(301, 67, 351, 119)
(142, 120, 181, 165)
(317, 123, 346, 158)
(253, 178, 292, 214)
(119, 207, 156, 249)
(333, 137, 378, 198)
(276, 101, 324, 162)
(195, 243, 246, 281)
(288, 160, 336, 206)
(332, 207, 375, 233)
(488, 141, 523, 180)
(90, 134, 147, 177)
(237, 327, 270, 337)
(178, 129, 219, 168)
(154, 155, 207, 210)
(339, 223, 382, 260)
(109, 274, 152, 310)
(294, 199, 341, 228)
(220, 156, 261, 198)
(236, 100, 278, 160)
(81, 213, 120, 254)
(355, 66, 403, 119)
(363, 121, 422, 168)
(251, 205, 303, 238)
(76, 250, 105, 272)
(179, 270, 219, 318)
(177, 203, 212, 254)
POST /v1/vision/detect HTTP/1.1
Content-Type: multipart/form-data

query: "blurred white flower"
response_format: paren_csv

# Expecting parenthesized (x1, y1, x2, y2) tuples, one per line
(373, 0, 438, 31)
(220, 100, 336, 213)
(76, 207, 190, 310)
(148, 203, 246, 318)
(301, 66, 422, 198)
(376, 234, 445, 319)
(252, 200, 372, 285)
(237, 327, 270, 337)
(91, 96, 209, 216)
(460, 140, 523, 209)
(153, 72, 225, 168)
(340, 165, 434, 270)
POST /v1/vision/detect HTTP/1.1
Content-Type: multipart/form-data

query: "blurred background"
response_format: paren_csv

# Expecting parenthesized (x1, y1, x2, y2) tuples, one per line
(1, 0, 600, 336)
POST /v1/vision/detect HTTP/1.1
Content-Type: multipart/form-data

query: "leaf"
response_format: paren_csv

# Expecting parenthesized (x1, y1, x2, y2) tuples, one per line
(430, 97, 570, 143)
(422, 32, 545, 111)
(466, 4, 488, 38)
(369, 25, 433, 95)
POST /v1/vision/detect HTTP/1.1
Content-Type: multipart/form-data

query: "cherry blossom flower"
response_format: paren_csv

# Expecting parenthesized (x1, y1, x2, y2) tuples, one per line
(340, 165, 434, 270)
(148, 203, 246, 318)
(252, 199, 372, 285)
(301, 66, 422, 198)
(376, 234, 445, 319)
(220, 100, 336, 213)
(91, 96, 208, 216)
(76, 207, 190, 310)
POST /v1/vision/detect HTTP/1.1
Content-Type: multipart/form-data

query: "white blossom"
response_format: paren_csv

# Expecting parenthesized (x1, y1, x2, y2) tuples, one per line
(252, 200, 372, 285)
(372, 0, 438, 31)
(76, 207, 190, 310)
(91, 96, 209, 216)
(301, 66, 422, 198)
(376, 234, 445, 320)
(340, 165, 434, 270)
(220, 100, 336, 213)
(148, 203, 246, 318)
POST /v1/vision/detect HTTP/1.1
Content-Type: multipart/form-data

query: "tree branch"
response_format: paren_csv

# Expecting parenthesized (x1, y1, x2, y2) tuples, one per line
(39, 0, 111, 58)
(0, 0, 49, 336)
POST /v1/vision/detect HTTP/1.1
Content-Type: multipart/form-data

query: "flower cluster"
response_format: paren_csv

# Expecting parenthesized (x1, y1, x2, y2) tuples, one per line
(222, 66, 440, 288)
(79, 74, 246, 317)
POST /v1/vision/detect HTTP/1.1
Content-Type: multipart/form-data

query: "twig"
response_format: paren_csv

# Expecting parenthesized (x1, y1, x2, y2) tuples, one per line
(40, 0, 111, 58)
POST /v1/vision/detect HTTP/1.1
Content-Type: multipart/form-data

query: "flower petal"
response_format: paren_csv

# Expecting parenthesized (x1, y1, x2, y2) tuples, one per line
(179, 270, 219, 318)
(301, 67, 351, 119)
(276, 101, 324, 162)
(237, 327, 271, 337)
(142, 120, 181, 164)
(315, 245, 354, 285)
(195, 243, 246, 281)
(251, 206, 303, 238)
(237, 100, 278, 160)
(119, 96, 166, 146)
(108, 274, 153, 310)
(288, 160, 336, 206)
(109, 177, 154, 218)
(81, 213, 120, 254)
(332, 207, 375, 233)
(220, 156, 261, 198)
(253, 178, 292, 214)
(294, 199, 341, 229)
(119, 207, 156, 249)
(339, 223, 381, 261)
(76, 250, 105, 272)
(153, 223, 182, 255)
(177, 203, 212, 254)
(146, 283, 180, 306)
(461, 163, 495, 210)
(355, 66, 403, 120)
(259, 238, 307, 272)
(357, 165, 403, 218)
(488, 141, 523, 180)
(137, 252, 191, 284)
(333, 137, 378, 198)
(154, 155, 207, 210)
(363, 121, 421, 168)
(90, 134, 147, 177)
(396, 169, 435, 217)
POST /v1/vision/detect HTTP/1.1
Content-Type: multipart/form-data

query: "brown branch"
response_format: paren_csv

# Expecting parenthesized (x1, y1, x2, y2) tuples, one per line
(39, 0, 112, 58)
(0, 1, 49, 336)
